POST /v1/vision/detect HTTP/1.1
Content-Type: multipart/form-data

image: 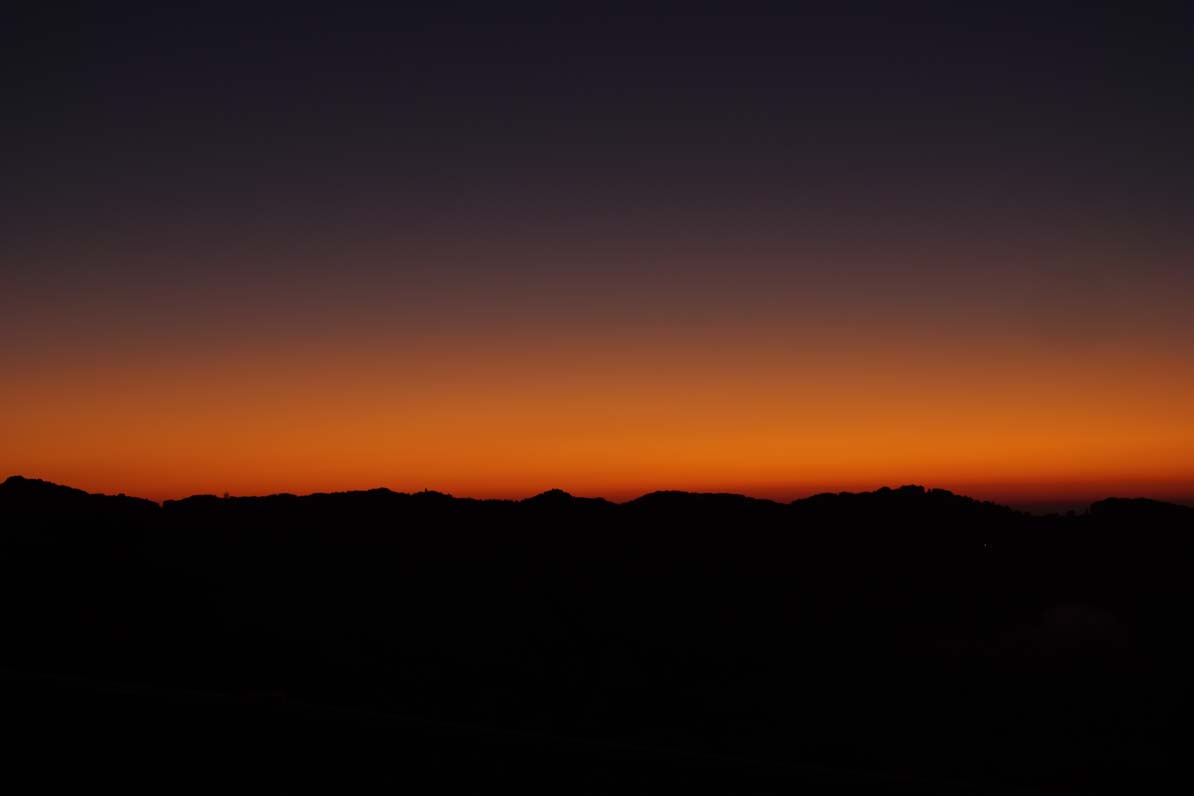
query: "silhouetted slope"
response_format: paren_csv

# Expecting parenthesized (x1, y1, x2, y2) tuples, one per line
(2, 476, 1193, 792)
(1090, 496, 1194, 522)
(1, 474, 157, 546)
(523, 488, 616, 510)
(1, 474, 157, 515)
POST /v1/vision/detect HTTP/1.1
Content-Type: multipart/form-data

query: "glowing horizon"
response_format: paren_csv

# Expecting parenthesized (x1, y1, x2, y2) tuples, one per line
(5, 251, 1192, 509)
(5, 10, 1192, 510)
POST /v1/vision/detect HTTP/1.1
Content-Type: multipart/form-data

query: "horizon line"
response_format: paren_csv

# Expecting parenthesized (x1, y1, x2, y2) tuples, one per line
(6, 474, 1192, 515)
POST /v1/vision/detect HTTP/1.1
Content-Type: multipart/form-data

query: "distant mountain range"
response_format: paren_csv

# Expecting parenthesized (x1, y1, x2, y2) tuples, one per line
(6, 473, 1188, 516)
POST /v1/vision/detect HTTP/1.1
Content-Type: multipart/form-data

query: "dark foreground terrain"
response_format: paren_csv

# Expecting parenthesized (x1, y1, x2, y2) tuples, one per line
(2, 475, 1192, 792)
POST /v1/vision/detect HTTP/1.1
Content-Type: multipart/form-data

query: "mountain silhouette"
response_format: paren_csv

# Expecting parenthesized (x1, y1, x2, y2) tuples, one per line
(2, 475, 1192, 792)
(1, 474, 158, 514)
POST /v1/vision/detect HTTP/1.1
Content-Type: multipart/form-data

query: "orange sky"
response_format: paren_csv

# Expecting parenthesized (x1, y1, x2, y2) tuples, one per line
(5, 274, 1192, 508)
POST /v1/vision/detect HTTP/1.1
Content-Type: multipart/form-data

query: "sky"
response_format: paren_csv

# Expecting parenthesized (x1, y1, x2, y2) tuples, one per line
(3, 2, 1193, 508)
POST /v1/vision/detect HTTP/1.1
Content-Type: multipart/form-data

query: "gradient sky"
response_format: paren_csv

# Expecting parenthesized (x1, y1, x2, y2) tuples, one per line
(4, 3, 1193, 508)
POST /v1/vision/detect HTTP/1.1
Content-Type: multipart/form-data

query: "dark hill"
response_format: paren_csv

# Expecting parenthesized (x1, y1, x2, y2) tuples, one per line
(1, 475, 158, 546)
(1091, 496, 1194, 521)
(1, 474, 158, 514)
(2, 475, 1193, 792)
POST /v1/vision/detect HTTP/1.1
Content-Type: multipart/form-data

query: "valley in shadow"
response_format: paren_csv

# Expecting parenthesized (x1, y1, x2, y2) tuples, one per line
(2, 475, 1192, 793)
